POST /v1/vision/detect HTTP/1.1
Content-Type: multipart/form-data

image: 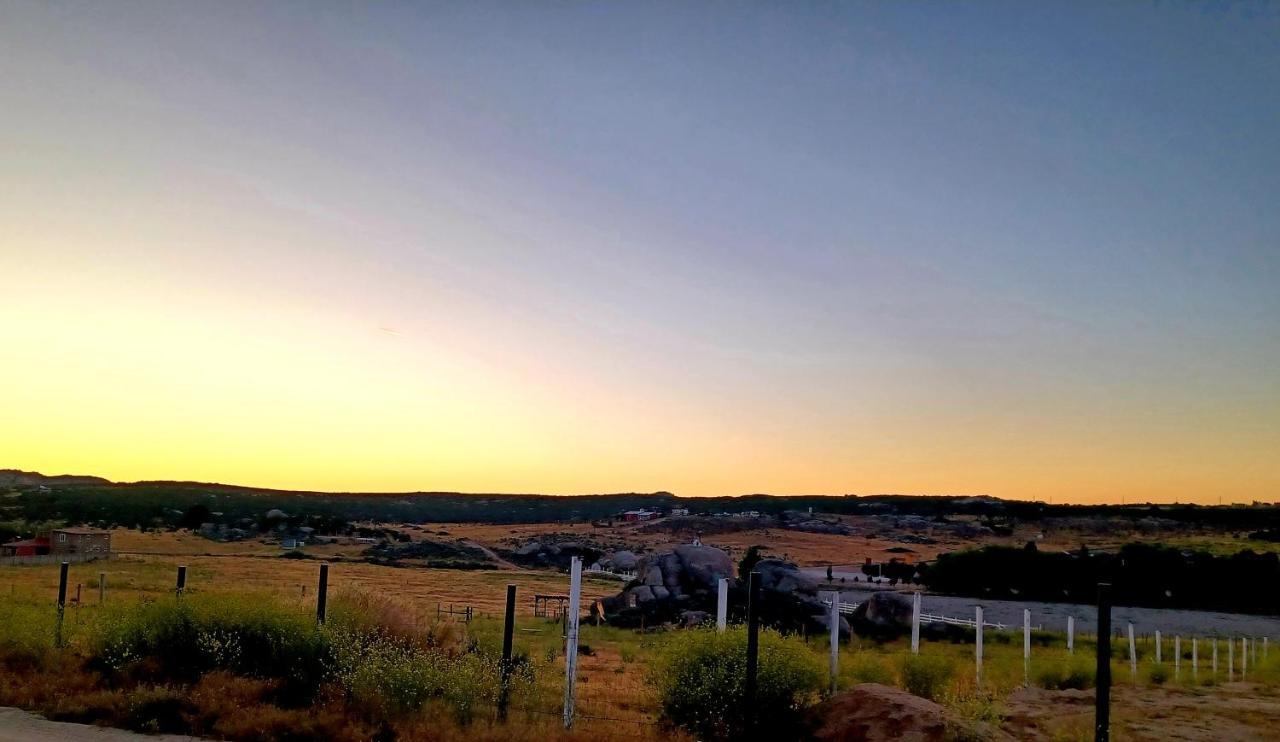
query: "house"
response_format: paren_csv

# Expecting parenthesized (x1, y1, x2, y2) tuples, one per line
(669, 508, 690, 517)
(620, 510, 658, 522)
(48, 528, 111, 556)
(1, 536, 50, 557)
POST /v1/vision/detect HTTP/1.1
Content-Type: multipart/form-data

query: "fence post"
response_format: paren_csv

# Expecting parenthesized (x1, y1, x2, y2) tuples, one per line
(316, 564, 329, 624)
(499, 583, 516, 721)
(562, 556, 582, 730)
(975, 606, 984, 686)
(1241, 637, 1247, 680)
(828, 590, 839, 695)
(911, 592, 921, 654)
(1154, 630, 1161, 664)
(1228, 637, 1234, 681)
(98, 572, 105, 605)
(1265, 637, 1269, 660)
(55, 561, 69, 648)
(744, 571, 761, 728)
(1095, 583, 1111, 742)
(1192, 637, 1198, 680)
(176, 565, 187, 599)
(1213, 638, 1218, 675)
(1175, 636, 1181, 680)
(1023, 609, 1031, 686)
(1068, 616, 1074, 654)
(1127, 623, 1136, 681)
(716, 577, 728, 632)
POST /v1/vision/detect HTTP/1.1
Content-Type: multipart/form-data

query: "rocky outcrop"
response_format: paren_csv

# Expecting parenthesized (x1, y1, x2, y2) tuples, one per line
(598, 547, 847, 638)
(808, 683, 1013, 741)
(851, 590, 915, 632)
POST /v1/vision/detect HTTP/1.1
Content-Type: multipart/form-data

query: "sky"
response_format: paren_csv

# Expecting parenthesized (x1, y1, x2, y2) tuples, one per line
(1, 2, 1277, 503)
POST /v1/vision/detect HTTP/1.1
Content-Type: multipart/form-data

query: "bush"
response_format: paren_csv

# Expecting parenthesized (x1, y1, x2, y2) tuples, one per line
(1035, 661, 1094, 690)
(899, 654, 955, 701)
(847, 654, 894, 685)
(1148, 664, 1169, 685)
(649, 627, 823, 741)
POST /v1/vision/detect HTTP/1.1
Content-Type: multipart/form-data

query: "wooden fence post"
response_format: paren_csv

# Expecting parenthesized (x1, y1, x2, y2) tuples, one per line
(1127, 623, 1136, 681)
(1095, 583, 1111, 742)
(1023, 609, 1031, 686)
(1175, 636, 1181, 680)
(744, 571, 761, 728)
(499, 584, 516, 721)
(176, 565, 187, 599)
(98, 572, 105, 605)
(562, 557, 582, 730)
(1192, 637, 1198, 680)
(1212, 638, 1218, 675)
(316, 564, 329, 624)
(1154, 630, 1161, 664)
(975, 606, 984, 686)
(1068, 616, 1074, 654)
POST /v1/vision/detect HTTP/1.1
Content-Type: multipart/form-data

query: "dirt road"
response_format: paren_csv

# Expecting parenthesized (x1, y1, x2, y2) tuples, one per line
(0, 708, 198, 741)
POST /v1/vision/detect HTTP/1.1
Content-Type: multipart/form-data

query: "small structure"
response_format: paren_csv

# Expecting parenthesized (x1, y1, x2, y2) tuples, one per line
(534, 594, 570, 618)
(670, 507, 690, 517)
(49, 528, 111, 556)
(1, 536, 50, 557)
(620, 510, 658, 523)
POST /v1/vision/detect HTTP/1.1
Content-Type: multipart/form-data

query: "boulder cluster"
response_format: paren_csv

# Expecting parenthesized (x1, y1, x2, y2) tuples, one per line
(596, 545, 850, 637)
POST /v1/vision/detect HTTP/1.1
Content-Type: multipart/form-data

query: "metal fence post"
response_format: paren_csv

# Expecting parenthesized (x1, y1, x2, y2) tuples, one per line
(1095, 583, 1111, 742)
(910, 592, 921, 654)
(316, 563, 329, 624)
(828, 590, 839, 695)
(716, 577, 728, 632)
(55, 561, 69, 648)
(500, 583, 516, 721)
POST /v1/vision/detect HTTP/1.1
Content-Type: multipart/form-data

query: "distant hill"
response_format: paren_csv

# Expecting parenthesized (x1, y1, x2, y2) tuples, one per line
(0, 469, 111, 488)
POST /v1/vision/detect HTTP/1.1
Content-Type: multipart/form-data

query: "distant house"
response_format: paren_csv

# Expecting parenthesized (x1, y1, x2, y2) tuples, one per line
(620, 510, 658, 523)
(49, 528, 111, 556)
(1, 536, 50, 557)
(669, 508, 690, 517)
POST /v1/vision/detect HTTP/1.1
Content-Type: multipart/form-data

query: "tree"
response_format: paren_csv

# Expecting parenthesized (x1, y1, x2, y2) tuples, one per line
(738, 545, 765, 579)
(178, 504, 212, 530)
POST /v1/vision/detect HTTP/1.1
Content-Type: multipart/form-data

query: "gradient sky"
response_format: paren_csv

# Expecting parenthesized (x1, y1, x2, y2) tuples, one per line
(2, 2, 1277, 502)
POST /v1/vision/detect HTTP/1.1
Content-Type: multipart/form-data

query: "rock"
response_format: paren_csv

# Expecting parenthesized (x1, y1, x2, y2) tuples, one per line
(812, 612, 852, 640)
(643, 565, 664, 586)
(611, 550, 638, 571)
(808, 683, 1013, 742)
(679, 610, 710, 628)
(515, 541, 543, 556)
(753, 558, 820, 596)
(674, 545, 735, 590)
(651, 585, 671, 601)
(851, 591, 914, 633)
(660, 553, 685, 590)
(627, 585, 656, 604)
(264, 509, 289, 520)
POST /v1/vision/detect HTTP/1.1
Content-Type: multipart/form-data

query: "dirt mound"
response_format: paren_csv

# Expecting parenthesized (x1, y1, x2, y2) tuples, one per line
(808, 683, 1011, 742)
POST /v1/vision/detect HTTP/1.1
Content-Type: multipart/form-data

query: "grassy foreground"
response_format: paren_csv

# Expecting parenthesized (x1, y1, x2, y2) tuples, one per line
(1, 560, 1279, 740)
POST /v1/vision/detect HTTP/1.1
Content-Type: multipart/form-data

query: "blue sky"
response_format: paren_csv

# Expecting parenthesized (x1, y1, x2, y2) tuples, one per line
(2, 2, 1277, 500)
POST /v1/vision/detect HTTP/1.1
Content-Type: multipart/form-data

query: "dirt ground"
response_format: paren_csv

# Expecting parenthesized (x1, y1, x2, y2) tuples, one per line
(1001, 683, 1280, 741)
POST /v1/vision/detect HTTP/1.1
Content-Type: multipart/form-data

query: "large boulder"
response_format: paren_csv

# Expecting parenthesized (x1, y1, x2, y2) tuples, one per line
(515, 541, 543, 557)
(642, 565, 664, 586)
(674, 544, 735, 590)
(611, 550, 638, 571)
(627, 585, 656, 604)
(808, 683, 1013, 741)
(850, 591, 914, 633)
(754, 558, 820, 596)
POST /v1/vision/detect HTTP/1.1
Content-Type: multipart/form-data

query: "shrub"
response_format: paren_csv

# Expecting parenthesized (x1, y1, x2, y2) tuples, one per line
(899, 654, 956, 701)
(847, 654, 894, 685)
(92, 596, 329, 702)
(1035, 661, 1094, 690)
(649, 626, 823, 741)
(1148, 664, 1169, 685)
